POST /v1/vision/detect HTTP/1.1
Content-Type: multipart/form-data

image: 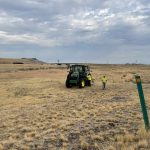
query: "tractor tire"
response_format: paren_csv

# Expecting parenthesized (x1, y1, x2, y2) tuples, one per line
(79, 79, 85, 88)
(66, 80, 71, 88)
(87, 80, 92, 86)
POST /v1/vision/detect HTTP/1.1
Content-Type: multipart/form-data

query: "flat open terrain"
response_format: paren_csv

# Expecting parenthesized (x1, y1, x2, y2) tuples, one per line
(0, 64, 150, 150)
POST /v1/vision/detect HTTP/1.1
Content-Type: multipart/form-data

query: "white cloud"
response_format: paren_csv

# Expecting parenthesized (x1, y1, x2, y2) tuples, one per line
(70, 18, 98, 30)
(124, 15, 149, 25)
(0, 11, 24, 24)
(0, 31, 60, 47)
(98, 8, 109, 16)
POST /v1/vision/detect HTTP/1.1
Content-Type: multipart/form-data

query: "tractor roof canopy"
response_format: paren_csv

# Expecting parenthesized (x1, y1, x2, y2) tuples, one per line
(70, 65, 89, 72)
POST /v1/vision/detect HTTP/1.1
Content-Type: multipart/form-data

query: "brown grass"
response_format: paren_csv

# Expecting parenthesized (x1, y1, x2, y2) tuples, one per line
(0, 64, 150, 149)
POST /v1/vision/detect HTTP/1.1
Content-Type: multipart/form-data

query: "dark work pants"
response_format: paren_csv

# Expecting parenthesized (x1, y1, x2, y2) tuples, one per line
(102, 82, 106, 90)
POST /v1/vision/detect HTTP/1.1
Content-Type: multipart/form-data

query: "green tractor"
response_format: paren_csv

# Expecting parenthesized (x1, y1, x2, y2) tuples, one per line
(66, 64, 93, 88)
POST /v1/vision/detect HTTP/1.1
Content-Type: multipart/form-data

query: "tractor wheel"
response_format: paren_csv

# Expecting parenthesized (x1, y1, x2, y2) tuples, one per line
(87, 80, 92, 86)
(79, 79, 85, 88)
(66, 80, 71, 88)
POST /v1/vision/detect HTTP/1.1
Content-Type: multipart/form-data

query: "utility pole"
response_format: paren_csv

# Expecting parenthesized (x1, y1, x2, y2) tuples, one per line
(57, 59, 60, 64)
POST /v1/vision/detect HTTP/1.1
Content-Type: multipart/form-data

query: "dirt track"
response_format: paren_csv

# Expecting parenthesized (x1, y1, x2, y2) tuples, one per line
(0, 64, 150, 149)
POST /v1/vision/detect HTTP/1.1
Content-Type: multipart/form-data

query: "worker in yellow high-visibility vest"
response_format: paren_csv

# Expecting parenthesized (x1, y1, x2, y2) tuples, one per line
(87, 73, 92, 86)
(101, 75, 108, 90)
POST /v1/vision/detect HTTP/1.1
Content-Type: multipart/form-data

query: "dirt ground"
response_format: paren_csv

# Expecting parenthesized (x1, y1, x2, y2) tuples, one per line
(0, 64, 150, 150)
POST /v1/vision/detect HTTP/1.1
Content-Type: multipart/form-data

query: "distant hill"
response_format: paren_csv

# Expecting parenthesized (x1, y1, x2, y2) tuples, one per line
(0, 58, 46, 64)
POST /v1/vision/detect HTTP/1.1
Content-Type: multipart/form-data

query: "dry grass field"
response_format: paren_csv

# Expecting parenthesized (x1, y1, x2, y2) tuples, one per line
(0, 63, 150, 150)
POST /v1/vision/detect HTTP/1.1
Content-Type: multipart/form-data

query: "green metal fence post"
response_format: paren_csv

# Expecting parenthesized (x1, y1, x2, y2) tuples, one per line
(135, 75, 149, 130)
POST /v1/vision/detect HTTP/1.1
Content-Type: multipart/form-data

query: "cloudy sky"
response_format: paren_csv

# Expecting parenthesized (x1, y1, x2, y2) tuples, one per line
(0, 0, 150, 63)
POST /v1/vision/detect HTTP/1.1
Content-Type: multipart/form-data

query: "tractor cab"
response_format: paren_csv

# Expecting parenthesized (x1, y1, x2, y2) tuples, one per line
(66, 64, 92, 88)
(70, 65, 89, 73)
